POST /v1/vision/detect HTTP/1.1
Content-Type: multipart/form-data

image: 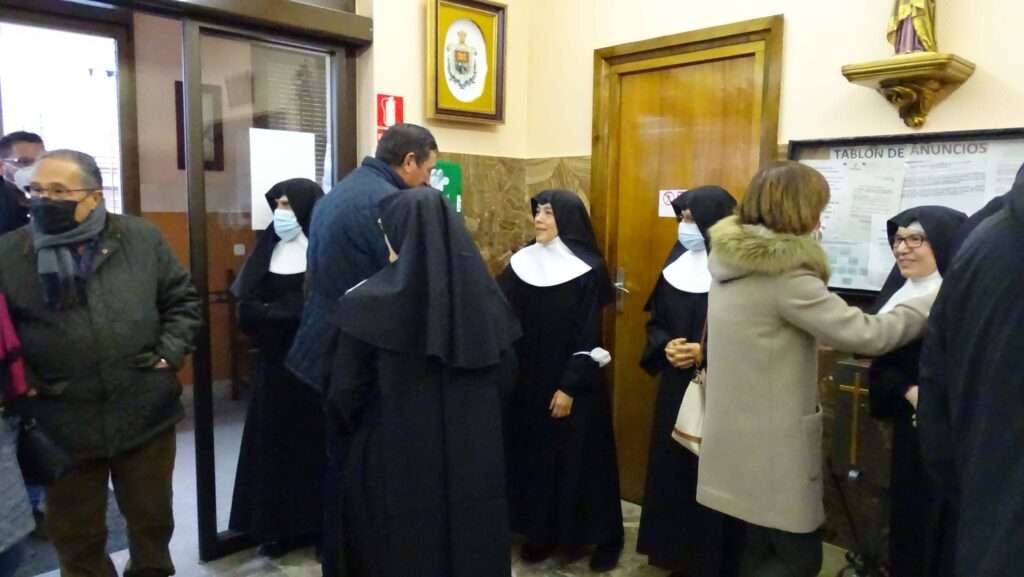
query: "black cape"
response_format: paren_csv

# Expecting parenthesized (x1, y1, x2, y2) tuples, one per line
(868, 205, 964, 577)
(228, 179, 326, 546)
(637, 186, 740, 575)
(919, 181, 1024, 577)
(328, 188, 520, 577)
(499, 189, 623, 549)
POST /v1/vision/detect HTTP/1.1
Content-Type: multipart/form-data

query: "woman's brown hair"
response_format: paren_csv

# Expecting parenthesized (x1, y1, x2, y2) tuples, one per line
(738, 161, 830, 235)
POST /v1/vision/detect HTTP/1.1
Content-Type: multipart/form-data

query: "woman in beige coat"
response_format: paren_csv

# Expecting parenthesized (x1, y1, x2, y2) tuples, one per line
(696, 162, 935, 577)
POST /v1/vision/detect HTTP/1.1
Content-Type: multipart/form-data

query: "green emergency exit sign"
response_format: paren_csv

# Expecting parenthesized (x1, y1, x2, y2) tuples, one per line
(430, 160, 463, 213)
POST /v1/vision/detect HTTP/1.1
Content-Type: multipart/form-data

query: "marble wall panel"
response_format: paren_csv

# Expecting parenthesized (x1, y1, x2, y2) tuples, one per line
(440, 153, 592, 273)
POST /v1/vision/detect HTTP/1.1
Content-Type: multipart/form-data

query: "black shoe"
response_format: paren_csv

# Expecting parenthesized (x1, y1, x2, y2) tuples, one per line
(258, 541, 288, 559)
(520, 542, 556, 563)
(589, 543, 622, 573)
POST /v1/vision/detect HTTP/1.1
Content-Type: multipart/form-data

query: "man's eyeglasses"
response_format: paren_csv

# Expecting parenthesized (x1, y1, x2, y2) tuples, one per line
(1, 157, 36, 168)
(25, 184, 98, 197)
(892, 234, 927, 249)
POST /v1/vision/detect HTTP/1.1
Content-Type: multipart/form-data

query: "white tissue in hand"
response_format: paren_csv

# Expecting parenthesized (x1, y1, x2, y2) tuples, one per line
(574, 347, 612, 368)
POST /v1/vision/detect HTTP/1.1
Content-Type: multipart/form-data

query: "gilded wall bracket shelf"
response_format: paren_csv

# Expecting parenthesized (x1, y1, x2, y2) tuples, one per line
(842, 52, 975, 128)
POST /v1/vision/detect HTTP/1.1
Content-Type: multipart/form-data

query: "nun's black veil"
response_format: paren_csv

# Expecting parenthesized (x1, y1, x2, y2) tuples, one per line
(335, 187, 521, 370)
(530, 189, 615, 306)
(872, 205, 967, 313)
(231, 178, 323, 299)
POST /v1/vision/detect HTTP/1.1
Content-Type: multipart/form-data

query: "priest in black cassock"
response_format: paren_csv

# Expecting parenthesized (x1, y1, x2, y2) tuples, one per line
(867, 205, 965, 577)
(327, 188, 520, 577)
(228, 178, 326, 557)
(499, 189, 624, 573)
(637, 186, 740, 577)
(919, 179, 1024, 577)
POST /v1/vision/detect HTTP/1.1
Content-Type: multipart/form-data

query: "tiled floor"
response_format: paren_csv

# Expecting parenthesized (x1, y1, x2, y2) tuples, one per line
(32, 387, 850, 577)
(51, 495, 846, 577)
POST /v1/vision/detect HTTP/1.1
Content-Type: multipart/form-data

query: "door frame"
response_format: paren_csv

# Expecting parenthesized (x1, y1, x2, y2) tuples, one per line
(182, 19, 359, 561)
(589, 15, 784, 500)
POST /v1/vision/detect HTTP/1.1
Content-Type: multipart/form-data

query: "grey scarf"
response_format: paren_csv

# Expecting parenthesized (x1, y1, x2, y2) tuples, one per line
(31, 203, 108, 311)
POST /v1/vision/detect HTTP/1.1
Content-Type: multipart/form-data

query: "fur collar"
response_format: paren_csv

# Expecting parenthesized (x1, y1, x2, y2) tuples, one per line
(708, 215, 830, 282)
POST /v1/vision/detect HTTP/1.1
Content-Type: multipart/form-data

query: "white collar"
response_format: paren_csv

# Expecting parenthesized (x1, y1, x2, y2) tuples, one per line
(878, 269, 942, 315)
(269, 232, 309, 275)
(510, 237, 592, 287)
(662, 248, 711, 294)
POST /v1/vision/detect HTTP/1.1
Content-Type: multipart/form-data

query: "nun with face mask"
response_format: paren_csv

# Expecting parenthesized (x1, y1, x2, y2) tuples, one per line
(228, 178, 326, 557)
(327, 187, 520, 577)
(498, 189, 624, 573)
(868, 205, 965, 577)
(636, 186, 742, 577)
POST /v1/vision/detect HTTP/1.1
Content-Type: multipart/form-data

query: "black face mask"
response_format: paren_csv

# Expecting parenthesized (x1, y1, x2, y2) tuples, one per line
(30, 197, 80, 234)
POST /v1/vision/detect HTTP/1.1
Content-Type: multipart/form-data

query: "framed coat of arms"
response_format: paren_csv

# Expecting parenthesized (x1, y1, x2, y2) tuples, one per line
(427, 0, 507, 124)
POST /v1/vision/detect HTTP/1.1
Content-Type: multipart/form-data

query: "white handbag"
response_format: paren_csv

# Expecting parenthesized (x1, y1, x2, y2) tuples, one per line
(672, 369, 706, 455)
(671, 322, 708, 455)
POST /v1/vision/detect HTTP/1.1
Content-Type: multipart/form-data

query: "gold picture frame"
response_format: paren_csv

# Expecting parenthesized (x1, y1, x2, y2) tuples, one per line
(427, 0, 507, 124)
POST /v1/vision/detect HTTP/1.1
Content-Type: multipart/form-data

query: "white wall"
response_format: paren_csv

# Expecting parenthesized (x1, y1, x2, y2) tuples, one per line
(526, 0, 1024, 158)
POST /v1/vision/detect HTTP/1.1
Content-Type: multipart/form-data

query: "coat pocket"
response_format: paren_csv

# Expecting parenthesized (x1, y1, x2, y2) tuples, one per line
(800, 407, 824, 481)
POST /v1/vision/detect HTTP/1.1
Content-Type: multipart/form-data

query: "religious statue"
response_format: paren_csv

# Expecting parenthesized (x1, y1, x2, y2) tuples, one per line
(888, 0, 937, 54)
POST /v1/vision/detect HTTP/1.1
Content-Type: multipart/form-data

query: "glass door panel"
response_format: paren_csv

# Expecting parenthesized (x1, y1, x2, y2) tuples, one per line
(189, 25, 333, 549)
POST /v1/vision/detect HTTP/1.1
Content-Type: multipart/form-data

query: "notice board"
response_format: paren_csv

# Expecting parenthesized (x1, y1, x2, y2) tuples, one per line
(789, 129, 1024, 294)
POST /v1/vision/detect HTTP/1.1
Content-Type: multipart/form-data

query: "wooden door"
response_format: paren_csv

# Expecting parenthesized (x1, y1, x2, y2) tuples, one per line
(591, 17, 784, 502)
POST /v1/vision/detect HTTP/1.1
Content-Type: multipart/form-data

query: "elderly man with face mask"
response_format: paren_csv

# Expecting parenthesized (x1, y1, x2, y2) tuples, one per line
(0, 150, 200, 577)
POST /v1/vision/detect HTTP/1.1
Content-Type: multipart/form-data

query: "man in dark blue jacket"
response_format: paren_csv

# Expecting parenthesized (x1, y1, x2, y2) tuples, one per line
(287, 123, 437, 577)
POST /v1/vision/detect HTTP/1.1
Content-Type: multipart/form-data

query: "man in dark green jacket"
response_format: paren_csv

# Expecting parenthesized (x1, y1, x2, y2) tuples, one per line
(0, 149, 200, 577)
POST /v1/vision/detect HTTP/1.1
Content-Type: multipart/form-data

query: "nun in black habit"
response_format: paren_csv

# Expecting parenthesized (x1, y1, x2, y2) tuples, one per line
(637, 186, 740, 577)
(327, 187, 521, 577)
(918, 180, 1024, 577)
(228, 178, 326, 557)
(867, 205, 965, 577)
(498, 189, 624, 573)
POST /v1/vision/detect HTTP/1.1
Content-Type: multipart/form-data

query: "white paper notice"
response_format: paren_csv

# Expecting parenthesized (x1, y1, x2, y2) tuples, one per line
(986, 141, 1024, 201)
(802, 160, 850, 242)
(843, 161, 905, 242)
(249, 128, 317, 230)
(868, 214, 896, 290)
(658, 189, 686, 218)
(900, 158, 987, 214)
(822, 240, 872, 291)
